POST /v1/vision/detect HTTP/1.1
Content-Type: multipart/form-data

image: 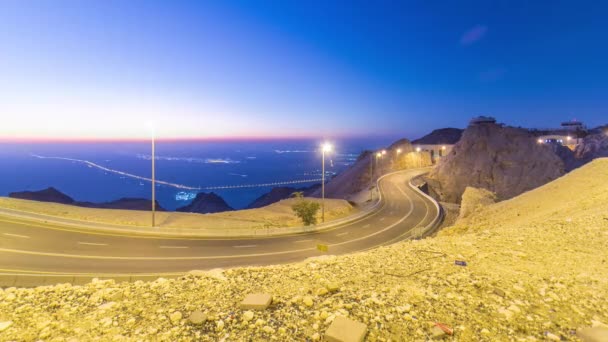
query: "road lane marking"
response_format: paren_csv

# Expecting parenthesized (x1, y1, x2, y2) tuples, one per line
(363, 224, 370, 228)
(379, 217, 385, 221)
(294, 239, 313, 243)
(77, 242, 108, 246)
(159, 246, 189, 249)
(336, 232, 349, 237)
(233, 245, 257, 248)
(3, 233, 30, 239)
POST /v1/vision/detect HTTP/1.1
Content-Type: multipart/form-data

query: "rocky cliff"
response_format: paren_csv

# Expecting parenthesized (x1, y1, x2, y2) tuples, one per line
(9, 188, 164, 211)
(412, 127, 463, 145)
(176, 192, 233, 214)
(426, 123, 565, 203)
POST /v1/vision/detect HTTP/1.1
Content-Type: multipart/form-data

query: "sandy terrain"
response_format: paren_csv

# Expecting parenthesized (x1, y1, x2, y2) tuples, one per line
(0, 197, 354, 230)
(0, 159, 607, 341)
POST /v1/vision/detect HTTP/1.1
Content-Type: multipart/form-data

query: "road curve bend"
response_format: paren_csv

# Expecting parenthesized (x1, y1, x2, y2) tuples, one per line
(0, 169, 440, 282)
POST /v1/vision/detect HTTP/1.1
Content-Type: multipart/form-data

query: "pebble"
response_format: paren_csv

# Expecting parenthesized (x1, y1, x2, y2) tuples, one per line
(188, 310, 206, 325)
(303, 296, 314, 307)
(242, 311, 254, 322)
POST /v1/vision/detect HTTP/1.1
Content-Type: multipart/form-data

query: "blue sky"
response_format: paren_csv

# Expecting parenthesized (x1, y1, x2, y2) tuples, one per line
(0, 0, 606, 140)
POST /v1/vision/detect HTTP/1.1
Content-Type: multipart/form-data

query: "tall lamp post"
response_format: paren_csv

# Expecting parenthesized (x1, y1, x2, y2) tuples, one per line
(151, 125, 156, 227)
(321, 142, 332, 223)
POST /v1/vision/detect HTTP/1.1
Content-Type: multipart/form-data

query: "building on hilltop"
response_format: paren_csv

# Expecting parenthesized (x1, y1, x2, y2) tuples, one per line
(469, 116, 496, 126)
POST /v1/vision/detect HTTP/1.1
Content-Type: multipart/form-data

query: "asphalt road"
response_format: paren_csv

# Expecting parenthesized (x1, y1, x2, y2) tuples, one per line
(0, 169, 439, 277)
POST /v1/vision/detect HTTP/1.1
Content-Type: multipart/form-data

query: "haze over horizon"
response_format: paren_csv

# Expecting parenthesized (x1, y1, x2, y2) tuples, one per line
(1, 1, 607, 140)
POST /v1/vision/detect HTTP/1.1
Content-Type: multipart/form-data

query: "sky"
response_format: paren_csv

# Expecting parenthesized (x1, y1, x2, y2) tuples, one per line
(0, 0, 607, 141)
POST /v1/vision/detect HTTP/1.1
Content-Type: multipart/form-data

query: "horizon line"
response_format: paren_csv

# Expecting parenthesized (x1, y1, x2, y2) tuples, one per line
(0, 133, 400, 144)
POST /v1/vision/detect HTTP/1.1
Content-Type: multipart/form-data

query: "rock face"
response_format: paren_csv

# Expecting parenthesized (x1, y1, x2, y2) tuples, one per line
(246, 184, 320, 209)
(312, 138, 433, 200)
(574, 133, 608, 163)
(426, 123, 565, 203)
(412, 128, 464, 145)
(8, 187, 165, 211)
(176, 192, 233, 214)
(9, 187, 75, 204)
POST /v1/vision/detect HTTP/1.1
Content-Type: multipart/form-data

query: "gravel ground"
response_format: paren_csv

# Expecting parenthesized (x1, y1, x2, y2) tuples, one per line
(1, 159, 607, 341)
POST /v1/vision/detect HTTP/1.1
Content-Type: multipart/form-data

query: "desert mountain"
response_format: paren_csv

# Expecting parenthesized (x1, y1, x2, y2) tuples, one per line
(9, 187, 164, 211)
(176, 192, 234, 214)
(426, 123, 565, 203)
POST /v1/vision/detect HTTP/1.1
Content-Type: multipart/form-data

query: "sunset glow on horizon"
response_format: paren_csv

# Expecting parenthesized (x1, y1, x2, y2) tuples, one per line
(1, 1, 607, 141)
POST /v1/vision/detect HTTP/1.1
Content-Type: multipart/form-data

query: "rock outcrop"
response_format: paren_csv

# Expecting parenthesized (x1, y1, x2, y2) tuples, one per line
(9, 187, 75, 205)
(176, 192, 233, 214)
(8, 187, 165, 211)
(457, 187, 496, 221)
(426, 123, 565, 203)
(574, 133, 608, 164)
(412, 128, 463, 145)
(246, 184, 320, 209)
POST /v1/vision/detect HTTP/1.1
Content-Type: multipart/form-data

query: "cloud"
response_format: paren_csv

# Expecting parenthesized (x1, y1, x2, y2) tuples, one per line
(460, 25, 487, 46)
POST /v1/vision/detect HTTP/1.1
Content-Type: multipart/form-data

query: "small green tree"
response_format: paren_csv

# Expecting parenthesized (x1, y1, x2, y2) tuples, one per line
(291, 199, 320, 226)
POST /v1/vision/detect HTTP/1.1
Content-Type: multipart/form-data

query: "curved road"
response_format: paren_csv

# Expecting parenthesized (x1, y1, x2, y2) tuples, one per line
(0, 169, 439, 283)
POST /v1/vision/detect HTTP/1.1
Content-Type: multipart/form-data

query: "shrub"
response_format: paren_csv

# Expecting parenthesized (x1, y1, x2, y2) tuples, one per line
(291, 199, 320, 226)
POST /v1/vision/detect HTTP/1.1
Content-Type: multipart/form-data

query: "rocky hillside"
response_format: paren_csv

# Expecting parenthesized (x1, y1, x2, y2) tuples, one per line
(176, 192, 234, 214)
(1, 159, 606, 341)
(9, 187, 165, 211)
(9, 187, 75, 204)
(314, 139, 432, 201)
(426, 123, 565, 203)
(574, 133, 608, 164)
(412, 128, 463, 145)
(246, 184, 320, 209)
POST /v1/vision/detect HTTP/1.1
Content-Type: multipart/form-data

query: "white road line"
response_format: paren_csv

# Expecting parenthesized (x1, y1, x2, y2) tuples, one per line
(159, 246, 189, 249)
(233, 245, 257, 248)
(77, 242, 108, 246)
(294, 239, 313, 243)
(3, 233, 30, 239)
(363, 224, 370, 228)
(379, 217, 385, 221)
(336, 232, 349, 237)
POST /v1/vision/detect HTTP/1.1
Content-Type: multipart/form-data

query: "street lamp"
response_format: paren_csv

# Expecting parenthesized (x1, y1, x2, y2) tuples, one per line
(396, 148, 402, 154)
(321, 142, 332, 223)
(150, 125, 156, 227)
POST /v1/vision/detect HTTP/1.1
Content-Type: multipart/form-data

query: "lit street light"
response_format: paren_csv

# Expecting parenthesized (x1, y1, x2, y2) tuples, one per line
(149, 123, 157, 227)
(321, 142, 332, 223)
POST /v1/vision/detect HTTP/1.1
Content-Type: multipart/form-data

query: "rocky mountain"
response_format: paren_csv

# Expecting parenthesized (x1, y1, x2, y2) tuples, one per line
(176, 192, 234, 214)
(426, 123, 565, 203)
(311, 138, 433, 201)
(9, 187, 75, 204)
(246, 184, 320, 209)
(8, 187, 165, 211)
(412, 128, 463, 145)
